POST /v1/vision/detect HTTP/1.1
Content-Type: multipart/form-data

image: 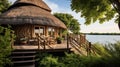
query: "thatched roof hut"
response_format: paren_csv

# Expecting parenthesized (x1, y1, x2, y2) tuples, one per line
(0, 0, 66, 29)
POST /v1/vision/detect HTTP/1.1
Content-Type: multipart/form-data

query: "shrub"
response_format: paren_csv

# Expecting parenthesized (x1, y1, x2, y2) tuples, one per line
(61, 53, 84, 67)
(0, 26, 15, 67)
(61, 53, 104, 67)
(93, 42, 120, 67)
(38, 53, 65, 67)
(104, 42, 120, 67)
(37, 41, 120, 67)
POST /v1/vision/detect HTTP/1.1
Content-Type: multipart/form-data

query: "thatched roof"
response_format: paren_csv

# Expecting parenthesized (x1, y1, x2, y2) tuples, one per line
(11, 0, 51, 12)
(0, 0, 66, 29)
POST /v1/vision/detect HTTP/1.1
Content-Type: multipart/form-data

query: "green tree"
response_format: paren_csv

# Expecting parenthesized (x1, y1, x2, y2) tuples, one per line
(54, 13, 80, 34)
(70, 0, 120, 26)
(0, 26, 15, 67)
(0, 0, 11, 13)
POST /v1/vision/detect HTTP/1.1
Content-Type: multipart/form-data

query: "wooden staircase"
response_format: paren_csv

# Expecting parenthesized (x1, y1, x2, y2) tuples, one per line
(68, 34, 93, 56)
(11, 49, 36, 67)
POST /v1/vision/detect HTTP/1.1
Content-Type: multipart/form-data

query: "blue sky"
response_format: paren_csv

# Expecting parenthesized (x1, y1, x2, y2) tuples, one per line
(9, 0, 120, 33)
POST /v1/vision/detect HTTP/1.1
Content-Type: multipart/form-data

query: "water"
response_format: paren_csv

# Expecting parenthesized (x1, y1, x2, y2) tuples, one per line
(86, 35, 120, 44)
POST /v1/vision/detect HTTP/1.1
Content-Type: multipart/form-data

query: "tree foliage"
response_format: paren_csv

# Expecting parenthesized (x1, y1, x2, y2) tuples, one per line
(70, 0, 119, 25)
(54, 13, 80, 34)
(0, 0, 11, 14)
(0, 26, 15, 67)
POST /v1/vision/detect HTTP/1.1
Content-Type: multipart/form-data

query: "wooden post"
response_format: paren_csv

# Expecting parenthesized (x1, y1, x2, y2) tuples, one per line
(83, 35, 85, 44)
(77, 34, 79, 44)
(11, 31, 15, 49)
(87, 42, 91, 56)
(43, 40, 46, 50)
(67, 33, 69, 50)
(80, 34, 83, 44)
(54, 28, 57, 38)
(56, 28, 58, 37)
(11, 39, 14, 49)
(79, 34, 81, 47)
(60, 29, 62, 37)
(38, 38, 40, 50)
(84, 35, 86, 43)
(89, 42, 91, 55)
(45, 26, 48, 37)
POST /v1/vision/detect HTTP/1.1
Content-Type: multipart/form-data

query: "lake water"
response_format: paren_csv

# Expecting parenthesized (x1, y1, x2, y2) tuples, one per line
(86, 35, 120, 44)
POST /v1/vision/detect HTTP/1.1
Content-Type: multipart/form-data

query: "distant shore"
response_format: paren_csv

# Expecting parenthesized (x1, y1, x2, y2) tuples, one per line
(84, 33, 120, 35)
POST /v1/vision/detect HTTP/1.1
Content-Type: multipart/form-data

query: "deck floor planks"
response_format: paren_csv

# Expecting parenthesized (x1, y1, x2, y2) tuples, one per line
(13, 42, 71, 50)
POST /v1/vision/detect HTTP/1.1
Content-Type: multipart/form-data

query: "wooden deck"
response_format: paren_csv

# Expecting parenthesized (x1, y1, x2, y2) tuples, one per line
(13, 41, 71, 50)
(12, 34, 93, 55)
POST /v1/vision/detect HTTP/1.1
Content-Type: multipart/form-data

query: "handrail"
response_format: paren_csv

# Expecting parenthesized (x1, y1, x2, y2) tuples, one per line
(70, 43, 84, 55)
(69, 37, 85, 55)
(70, 37, 81, 48)
(37, 36, 55, 50)
(67, 34, 96, 56)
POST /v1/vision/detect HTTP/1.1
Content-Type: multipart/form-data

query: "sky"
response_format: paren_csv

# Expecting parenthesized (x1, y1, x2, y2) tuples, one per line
(9, 0, 120, 33)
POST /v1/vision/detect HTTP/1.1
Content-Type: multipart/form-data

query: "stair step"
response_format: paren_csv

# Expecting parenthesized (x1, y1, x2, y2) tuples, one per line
(12, 55, 36, 59)
(13, 49, 37, 52)
(12, 49, 37, 67)
(14, 65, 35, 67)
(12, 51, 36, 54)
(13, 60, 35, 64)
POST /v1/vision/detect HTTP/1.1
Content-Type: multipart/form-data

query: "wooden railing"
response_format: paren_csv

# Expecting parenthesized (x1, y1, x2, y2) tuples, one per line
(67, 34, 96, 56)
(11, 33, 97, 55)
(37, 36, 55, 50)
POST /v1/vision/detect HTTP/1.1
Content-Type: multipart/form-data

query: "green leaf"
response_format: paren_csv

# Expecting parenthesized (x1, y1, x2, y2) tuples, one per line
(70, 0, 117, 25)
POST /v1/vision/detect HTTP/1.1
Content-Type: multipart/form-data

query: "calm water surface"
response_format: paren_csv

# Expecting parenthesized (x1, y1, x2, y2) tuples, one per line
(86, 35, 120, 44)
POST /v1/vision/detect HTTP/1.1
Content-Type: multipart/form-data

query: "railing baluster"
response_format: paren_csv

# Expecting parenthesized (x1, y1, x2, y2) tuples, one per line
(38, 38, 40, 50)
(68, 34, 93, 56)
(43, 40, 46, 50)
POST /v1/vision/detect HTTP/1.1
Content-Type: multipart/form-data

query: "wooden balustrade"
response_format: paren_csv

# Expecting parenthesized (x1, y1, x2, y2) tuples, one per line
(11, 33, 96, 56)
(67, 34, 94, 56)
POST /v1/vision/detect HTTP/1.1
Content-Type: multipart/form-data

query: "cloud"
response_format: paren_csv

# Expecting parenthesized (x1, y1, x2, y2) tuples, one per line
(44, 0, 59, 13)
(80, 20, 120, 33)
(44, 0, 85, 24)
